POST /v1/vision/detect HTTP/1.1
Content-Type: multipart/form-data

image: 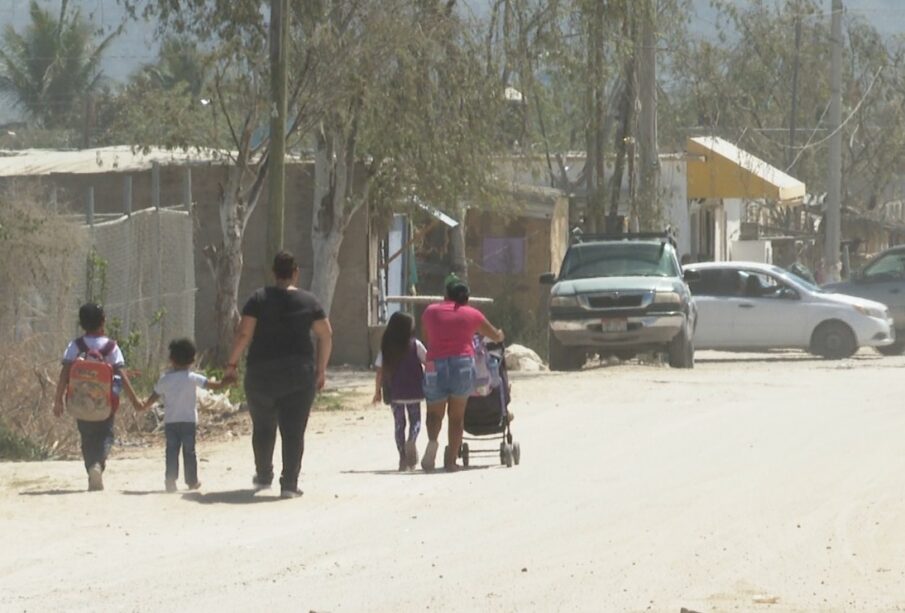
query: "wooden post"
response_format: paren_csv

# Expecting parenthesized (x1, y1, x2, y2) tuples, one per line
(123, 175, 133, 216)
(637, 0, 659, 231)
(151, 162, 161, 209)
(123, 174, 134, 333)
(182, 167, 192, 211)
(267, 0, 289, 263)
(85, 186, 95, 225)
(825, 0, 843, 282)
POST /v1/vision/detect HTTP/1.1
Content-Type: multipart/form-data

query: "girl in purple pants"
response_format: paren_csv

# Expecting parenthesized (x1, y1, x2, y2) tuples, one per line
(373, 312, 426, 471)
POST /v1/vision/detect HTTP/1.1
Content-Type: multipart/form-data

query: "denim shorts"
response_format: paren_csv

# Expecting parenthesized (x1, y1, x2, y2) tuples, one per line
(423, 356, 476, 403)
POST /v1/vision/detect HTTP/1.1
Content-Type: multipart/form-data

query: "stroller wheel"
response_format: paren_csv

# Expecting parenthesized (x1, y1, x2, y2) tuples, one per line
(461, 443, 470, 467)
(512, 442, 521, 465)
(499, 442, 507, 465)
(502, 444, 514, 468)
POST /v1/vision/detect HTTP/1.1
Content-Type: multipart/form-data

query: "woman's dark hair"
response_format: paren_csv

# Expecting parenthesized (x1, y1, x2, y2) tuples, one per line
(445, 281, 470, 306)
(78, 303, 105, 332)
(169, 338, 197, 367)
(380, 312, 415, 378)
(272, 250, 298, 280)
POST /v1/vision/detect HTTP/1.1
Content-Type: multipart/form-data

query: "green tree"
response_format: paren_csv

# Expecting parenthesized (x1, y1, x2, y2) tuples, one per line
(0, 0, 118, 129)
(139, 36, 209, 98)
(309, 0, 506, 307)
(667, 0, 905, 212)
(118, 0, 506, 355)
(484, 0, 690, 231)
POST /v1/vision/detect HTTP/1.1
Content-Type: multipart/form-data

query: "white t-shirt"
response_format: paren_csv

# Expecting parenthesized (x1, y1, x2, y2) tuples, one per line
(374, 340, 427, 368)
(62, 335, 125, 368)
(153, 370, 208, 424)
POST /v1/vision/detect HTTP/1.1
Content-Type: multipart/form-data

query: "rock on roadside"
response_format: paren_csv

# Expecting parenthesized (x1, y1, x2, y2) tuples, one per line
(505, 344, 548, 372)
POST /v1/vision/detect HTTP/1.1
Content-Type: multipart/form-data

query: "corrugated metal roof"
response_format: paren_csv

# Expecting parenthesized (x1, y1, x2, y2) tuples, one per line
(0, 146, 231, 177)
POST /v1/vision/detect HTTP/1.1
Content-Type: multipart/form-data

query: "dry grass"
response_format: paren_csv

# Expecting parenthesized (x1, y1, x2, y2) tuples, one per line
(0, 185, 85, 459)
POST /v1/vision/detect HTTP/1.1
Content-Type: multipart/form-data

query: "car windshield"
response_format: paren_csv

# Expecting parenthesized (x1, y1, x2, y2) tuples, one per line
(560, 242, 679, 280)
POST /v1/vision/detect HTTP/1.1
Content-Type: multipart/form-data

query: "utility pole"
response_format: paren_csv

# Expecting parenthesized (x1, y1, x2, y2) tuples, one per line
(267, 0, 289, 264)
(637, 0, 659, 232)
(825, 0, 843, 282)
(787, 14, 802, 169)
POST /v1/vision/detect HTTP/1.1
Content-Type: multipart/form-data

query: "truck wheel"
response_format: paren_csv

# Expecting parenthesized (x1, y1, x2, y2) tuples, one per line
(811, 321, 857, 359)
(548, 330, 584, 371)
(668, 327, 695, 369)
(876, 340, 905, 356)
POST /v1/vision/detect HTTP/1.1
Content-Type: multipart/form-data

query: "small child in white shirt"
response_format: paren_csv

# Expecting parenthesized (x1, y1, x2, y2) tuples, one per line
(143, 338, 227, 492)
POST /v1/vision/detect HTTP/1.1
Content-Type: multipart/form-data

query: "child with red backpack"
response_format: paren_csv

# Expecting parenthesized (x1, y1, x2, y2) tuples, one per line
(53, 303, 141, 491)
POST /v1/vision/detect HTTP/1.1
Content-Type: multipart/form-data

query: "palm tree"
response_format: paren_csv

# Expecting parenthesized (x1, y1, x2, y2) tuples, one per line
(141, 37, 208, 99)
(0, 0, 118, 129)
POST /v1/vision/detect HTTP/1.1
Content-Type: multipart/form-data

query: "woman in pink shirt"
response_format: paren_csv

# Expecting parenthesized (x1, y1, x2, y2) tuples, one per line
(420, 276, 504, 472)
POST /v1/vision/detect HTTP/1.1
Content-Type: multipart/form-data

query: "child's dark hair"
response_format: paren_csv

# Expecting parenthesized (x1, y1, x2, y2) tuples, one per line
(78, 303, 105, 332)
(169, 338, 197, 367)
(380, 312, 415, 378)
(273, 250, 298, 280)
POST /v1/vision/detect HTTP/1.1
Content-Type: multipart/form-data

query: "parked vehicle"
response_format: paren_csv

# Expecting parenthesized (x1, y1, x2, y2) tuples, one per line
(685, 261, 894, 358)
(540, 232, 697, 371)
(823, 246, 905, 355)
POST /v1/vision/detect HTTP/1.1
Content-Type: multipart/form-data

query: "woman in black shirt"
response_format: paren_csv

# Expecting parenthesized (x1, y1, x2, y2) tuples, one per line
(225, 251, 333, 498)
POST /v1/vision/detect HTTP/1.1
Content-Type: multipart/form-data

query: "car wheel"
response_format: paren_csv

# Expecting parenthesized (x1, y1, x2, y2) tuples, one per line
(548, 329, 585, 371)
(875, 340, 905, 356)
(668, 326, 695, 369)
(811, 321, 857, 359)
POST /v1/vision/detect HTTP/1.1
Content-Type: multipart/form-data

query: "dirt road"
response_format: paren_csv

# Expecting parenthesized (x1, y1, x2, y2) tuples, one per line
(2, 351, 905, 612)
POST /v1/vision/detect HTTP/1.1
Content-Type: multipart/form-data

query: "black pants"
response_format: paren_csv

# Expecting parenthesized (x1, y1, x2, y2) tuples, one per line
(245, 368, 315, 491)
(77, 415, 115, 471)
(165, 422, 198, 485)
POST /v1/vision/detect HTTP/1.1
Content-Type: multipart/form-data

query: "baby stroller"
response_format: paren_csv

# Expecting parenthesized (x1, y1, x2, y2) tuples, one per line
(456, 338, 520, 468)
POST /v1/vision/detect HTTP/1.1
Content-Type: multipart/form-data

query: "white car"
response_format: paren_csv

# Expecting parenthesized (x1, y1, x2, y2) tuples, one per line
(685, 262, 895, 359)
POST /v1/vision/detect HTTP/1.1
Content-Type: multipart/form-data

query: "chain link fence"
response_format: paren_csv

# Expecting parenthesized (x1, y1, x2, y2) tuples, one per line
(76, 206, 196, 370)
(6, 204, 196, 379)
(0, 200, 196, 458)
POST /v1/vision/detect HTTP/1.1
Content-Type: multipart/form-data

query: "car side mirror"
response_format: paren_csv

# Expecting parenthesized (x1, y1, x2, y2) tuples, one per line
(539, 272, 556, 285)
(683, 269, 701, 283)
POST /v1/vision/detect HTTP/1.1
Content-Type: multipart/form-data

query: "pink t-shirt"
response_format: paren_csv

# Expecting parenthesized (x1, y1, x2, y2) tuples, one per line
(422, 301, 487, 361)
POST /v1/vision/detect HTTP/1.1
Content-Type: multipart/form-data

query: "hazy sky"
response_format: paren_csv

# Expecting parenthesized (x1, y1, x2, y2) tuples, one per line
(1, 0, 903, 123)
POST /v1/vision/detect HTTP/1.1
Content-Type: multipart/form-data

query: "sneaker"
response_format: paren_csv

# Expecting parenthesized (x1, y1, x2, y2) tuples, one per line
(165, 479, 177, 493)
(280, 488, 303, 499)
(186, 482, 202, 491)
(421, 440, 439, 472)
(252, 475, 272, 491)
(405, 439, 418, 468)
(87, 464, 104, 492)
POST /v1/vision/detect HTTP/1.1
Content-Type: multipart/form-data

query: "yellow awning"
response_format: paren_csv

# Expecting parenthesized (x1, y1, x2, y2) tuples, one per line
(686, 136, 806, 204)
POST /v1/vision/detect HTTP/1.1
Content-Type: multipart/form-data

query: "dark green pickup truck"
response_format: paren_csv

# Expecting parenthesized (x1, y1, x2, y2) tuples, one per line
(540, 233, 697, 371)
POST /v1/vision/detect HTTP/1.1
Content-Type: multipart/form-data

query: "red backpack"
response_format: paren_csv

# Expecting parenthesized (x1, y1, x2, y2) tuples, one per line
(66, 337, 118, 421)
